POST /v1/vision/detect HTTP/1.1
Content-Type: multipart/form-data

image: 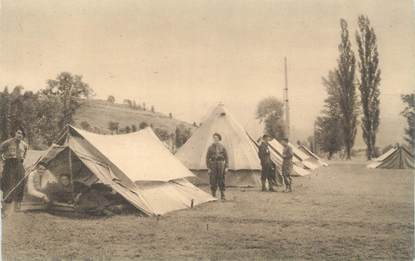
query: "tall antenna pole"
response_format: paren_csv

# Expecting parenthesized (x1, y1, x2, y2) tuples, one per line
(284, 57, 290, 139)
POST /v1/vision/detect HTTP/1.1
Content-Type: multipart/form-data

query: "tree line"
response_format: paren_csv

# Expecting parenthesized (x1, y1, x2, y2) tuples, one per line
(316, 15, 384, 160)
(0, 71, 194, 151)
(0, 72, 93, 149)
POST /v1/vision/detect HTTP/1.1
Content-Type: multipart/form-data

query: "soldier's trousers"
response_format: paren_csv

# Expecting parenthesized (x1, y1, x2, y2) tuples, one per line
(261, 165, 276, 187)
(209, 160, 226, 194)
(282, 164, 292, 186)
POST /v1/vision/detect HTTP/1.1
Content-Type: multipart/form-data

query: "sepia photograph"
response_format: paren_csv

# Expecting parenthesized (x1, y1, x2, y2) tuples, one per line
(0, 0, 414, 260)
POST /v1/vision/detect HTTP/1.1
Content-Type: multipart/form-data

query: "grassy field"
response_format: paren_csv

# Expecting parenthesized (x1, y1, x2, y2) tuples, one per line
(2, 161, 413, 260)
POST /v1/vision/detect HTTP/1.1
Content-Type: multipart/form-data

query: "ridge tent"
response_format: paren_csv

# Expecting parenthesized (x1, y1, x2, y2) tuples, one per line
(20, 126, 215, 215)
(297, 144, 329, 167)
(367, 145, 414, 169)
(247, 135, 310, 177)
(268, 140, 319, 171)
(175, 104, 262, 187)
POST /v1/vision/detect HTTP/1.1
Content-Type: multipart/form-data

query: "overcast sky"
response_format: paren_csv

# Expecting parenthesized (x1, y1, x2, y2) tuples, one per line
(1, 0, 414, 147)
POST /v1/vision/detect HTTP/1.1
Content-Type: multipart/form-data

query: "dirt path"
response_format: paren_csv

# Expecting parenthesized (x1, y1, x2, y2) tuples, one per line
(2, 161, 413, 260)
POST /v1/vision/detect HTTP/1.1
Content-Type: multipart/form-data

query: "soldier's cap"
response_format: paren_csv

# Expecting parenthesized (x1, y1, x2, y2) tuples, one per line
(262, 134, 272, 139)
(212, 133, 222, 141)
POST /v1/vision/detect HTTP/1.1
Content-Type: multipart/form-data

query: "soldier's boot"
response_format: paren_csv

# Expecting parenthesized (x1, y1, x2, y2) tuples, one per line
(261, 180, 267, 192)
(211, 189, 217, 198)
(14, 201, 21, 212)
(268, 183, 275, 192)
(288, 184, 292, 192)
(220, 191, 225, 200)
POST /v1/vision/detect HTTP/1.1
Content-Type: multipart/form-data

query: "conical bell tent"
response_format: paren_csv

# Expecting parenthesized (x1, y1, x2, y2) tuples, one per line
(176, 104, 262, 187)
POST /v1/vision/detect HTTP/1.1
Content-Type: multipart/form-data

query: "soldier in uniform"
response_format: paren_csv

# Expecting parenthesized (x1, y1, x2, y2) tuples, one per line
(0, 127, 28, 213)
(258, 134, 276, 192)
(281, 137, 293, 192)
(206, 133, 228, 200)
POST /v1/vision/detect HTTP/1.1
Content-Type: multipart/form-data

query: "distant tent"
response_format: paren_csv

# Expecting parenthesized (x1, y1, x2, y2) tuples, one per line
(367, 145, 414, 169)
(20, 126, 215, 215)
(176, 104, 262, 187)
(248, 135, 310, 177)
(297, 144, 329, 167)
(267, 140, 319, 171)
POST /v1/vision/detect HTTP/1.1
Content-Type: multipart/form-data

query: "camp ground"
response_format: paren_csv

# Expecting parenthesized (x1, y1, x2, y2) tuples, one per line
(367, 145, 414, 169)
(20, 126, 215, 216)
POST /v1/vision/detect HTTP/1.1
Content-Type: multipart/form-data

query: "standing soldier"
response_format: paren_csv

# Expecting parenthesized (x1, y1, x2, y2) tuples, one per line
(258, 134, 276, 192)
(206, 133, 228, 200)
(0, 127, 28, 213)
(281, 137, 293, 192)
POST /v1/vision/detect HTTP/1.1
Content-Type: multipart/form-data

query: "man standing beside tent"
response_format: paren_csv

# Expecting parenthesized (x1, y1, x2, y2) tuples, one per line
(258, 134, 276, 192)
(281, 138, 293, 192)
(0, 127, 28, 213)
(206, 133, 228, 200)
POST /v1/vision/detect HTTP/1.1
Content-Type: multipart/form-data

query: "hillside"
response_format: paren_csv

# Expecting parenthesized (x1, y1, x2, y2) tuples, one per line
(73, 99, 195, 135)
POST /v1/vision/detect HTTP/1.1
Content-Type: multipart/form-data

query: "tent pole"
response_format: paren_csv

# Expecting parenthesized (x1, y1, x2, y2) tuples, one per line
(67, 135, 75, 200)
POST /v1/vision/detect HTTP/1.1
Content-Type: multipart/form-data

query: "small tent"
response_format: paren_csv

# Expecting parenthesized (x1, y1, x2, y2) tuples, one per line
(267, 140, 319, 171)
(248, 135, 310, 177)
(21, 126, 215, 215)
(175, 104, 262, 187)
(367, 145, 414, 169)
(297, 144, 329, 167)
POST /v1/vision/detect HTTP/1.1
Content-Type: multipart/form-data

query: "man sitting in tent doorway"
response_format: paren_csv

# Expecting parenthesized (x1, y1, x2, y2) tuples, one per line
(28, 167, 130, 216)
(258, 134, 277, 192)
(206, 133, 228, 200)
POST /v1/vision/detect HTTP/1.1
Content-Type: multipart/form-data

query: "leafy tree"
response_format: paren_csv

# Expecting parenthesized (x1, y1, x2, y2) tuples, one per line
(142, 102, 146, 111)
(125, 126, 131, 133)
(139, 122, 149, 129)
(315, 116, 343, 160)
(151, 106, 155, 113)
(80, 121, 91, 130)
(154, 127, 170, 141)
(335, 19, 359, 159)
(175, 124, 192, 148)
(0, 87, 11, 141)
(131, 124, 137, 132)
(401, 93, 415, 149)
(108, 121, 119, 134)
(43, 72, 93, 128)
(107, 95, 115, 104)
(168, 113, 173, 119)
(356, 15, 381, 160)
(256, 97, 286, 140)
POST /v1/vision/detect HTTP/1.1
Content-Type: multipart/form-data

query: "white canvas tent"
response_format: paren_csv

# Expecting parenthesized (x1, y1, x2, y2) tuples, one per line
(367, 145, 414, 169)
(247, 135, 310, 177)
(297, 144, 329, 167)
(176, 104, 262, 187)
(21, 126, 215, 215)
(268, 140, 319, 171)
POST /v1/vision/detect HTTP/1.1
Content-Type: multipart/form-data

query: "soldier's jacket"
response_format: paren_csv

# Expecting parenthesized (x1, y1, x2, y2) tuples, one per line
(0, 137, 28, 160)
(282, 145, 293, 173)
(258, 142, 274, 169)
(206, 143, 229, 170)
